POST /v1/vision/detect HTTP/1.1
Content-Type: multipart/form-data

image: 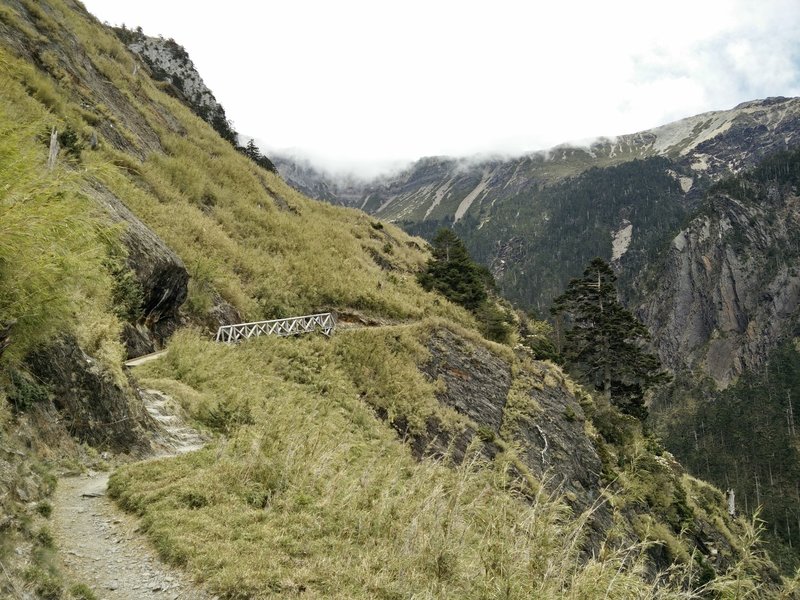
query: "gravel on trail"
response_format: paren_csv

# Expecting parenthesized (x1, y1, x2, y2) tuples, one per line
(52, 389, 213, 600)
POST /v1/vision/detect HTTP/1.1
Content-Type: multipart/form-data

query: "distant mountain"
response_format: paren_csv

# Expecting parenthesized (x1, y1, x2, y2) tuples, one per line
(275, 97, 800, 313)
(275, 97, 800, 222)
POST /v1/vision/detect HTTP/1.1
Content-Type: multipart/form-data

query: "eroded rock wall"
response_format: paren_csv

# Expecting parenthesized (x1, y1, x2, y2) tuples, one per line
(643, 191, 800, 387)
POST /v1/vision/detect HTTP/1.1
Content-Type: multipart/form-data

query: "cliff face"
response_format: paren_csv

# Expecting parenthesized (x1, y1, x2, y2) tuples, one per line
(115, 27, 237, 144)
(643, 154, 800, 387)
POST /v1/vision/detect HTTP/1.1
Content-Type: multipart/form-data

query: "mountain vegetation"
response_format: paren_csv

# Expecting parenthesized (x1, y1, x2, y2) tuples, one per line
(551, 258, 667, 421)
(417, 228, 513, 342)
(0, 0, 798, 597)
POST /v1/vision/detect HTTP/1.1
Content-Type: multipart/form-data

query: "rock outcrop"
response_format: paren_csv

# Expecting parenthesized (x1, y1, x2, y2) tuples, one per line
(27, 337, 155, 454)
(117, 29, 237, 144)
(415, 330, 603, 511)
(643, 187, 800, 387)
(89, 185, 189, 358)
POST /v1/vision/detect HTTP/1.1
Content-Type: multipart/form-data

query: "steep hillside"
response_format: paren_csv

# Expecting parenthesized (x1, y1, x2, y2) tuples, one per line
(646, 148, 800, 567)
(0, 0, 796, 598)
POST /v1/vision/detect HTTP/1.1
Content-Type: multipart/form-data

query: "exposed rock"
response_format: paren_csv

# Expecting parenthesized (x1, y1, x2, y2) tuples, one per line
(408, 328, 612, 553)
(122, 322, 156, 358)
(416, 329, 605, 514)
(89, 184, 189, 357)
(642, 191, 800, 387)
(383, 410, 502, 466)
(206, 291, 243, 330)
(510, 374, 602, 512)
(421, 329, 511, 432)
(371, 329, 510, 465)
(26, 337, 155, 454)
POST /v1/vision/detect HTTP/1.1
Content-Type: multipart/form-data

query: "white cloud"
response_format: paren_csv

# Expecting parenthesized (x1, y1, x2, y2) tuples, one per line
(84, 0, 800, 174)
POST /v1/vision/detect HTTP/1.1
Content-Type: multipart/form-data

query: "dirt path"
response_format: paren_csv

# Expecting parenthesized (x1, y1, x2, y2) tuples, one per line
(52, 390, 212, 600)
(123, 350, 168, 368)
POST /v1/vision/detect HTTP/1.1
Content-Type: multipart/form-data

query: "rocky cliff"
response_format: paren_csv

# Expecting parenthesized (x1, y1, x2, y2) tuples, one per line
(114, 26, 238, 145)
(643, 180, 800, 387)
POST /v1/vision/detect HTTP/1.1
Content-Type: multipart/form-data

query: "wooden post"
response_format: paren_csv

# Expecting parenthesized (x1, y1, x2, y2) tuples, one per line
(727, 489, 736, 517)
(47, 127, 59, 170)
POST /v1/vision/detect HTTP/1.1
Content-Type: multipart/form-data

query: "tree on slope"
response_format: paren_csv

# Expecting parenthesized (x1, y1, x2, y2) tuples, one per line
(417, 228, 489, 311)
(551, 258, 667, 420)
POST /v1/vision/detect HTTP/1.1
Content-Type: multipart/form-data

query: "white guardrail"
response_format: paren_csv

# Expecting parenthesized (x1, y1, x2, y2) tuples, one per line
(215, 312, 336, 343)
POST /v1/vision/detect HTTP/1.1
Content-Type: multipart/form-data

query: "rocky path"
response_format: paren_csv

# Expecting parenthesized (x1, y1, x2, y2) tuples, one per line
(52, 389, 211, 600)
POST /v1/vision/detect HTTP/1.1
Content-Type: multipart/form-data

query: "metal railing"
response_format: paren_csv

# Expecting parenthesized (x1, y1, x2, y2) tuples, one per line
(215, 312, 336, 343)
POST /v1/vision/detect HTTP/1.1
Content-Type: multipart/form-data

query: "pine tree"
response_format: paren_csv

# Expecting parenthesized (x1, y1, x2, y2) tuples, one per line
(417, 229, 489, 311)
(551, 258, 667, 420)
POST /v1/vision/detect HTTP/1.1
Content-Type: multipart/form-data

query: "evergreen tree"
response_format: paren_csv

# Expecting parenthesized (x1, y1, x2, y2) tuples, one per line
(417, 229, 489, 311)
(239, 138, 276, 172)
(551, 258, 667, 420)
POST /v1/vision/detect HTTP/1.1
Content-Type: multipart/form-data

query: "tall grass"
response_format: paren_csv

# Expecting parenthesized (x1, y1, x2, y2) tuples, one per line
(109, 327, 782, 599)
(0, 66, 122, 368)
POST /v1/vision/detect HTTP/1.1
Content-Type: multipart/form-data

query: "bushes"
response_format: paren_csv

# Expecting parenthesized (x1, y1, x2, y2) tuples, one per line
(6, 369, 49, 410)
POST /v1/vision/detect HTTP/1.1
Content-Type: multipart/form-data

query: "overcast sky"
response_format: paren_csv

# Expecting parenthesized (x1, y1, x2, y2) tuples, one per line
(83, 0, 800, 176)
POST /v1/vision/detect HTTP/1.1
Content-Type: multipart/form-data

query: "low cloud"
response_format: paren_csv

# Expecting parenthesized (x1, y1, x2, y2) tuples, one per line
(84, 0, 800, 176)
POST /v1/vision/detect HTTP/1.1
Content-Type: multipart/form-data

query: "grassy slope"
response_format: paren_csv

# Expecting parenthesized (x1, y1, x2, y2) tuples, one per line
(107, 325, 696, 599)
(0, 1, 791, 598)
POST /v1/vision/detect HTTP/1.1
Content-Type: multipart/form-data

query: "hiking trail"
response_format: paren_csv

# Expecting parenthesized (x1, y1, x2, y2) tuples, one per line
(52, 389, 212, 600)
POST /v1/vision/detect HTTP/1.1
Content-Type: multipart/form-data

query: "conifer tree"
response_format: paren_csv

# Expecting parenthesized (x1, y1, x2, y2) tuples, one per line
(417, 228, 489, 311)
(551, 258, 667, 420)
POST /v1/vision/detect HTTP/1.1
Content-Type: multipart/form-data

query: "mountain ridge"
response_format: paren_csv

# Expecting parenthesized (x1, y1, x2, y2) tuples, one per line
(273, 95, 800, 222)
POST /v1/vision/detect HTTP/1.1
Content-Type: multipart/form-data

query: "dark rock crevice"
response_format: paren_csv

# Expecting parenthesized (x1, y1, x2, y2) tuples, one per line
(88, 185, 189, 358)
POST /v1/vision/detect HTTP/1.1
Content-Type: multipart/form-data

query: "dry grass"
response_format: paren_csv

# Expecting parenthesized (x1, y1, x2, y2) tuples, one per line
(110, 329, 710, 599)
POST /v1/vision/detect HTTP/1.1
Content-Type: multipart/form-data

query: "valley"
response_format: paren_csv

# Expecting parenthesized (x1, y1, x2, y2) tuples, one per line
(275, 100, 800, 569)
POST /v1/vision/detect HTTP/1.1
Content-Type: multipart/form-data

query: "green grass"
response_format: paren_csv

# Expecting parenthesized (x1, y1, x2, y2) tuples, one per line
(110, 327, 704, 599)
(0, 62, 123, 369)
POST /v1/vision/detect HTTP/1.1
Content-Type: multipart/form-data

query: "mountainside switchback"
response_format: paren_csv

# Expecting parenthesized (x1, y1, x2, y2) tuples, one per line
(0, 1, 798, 598)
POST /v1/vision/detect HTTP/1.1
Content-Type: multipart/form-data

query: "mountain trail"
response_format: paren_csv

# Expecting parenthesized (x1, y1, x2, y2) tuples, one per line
(52, 389, 213, 600)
